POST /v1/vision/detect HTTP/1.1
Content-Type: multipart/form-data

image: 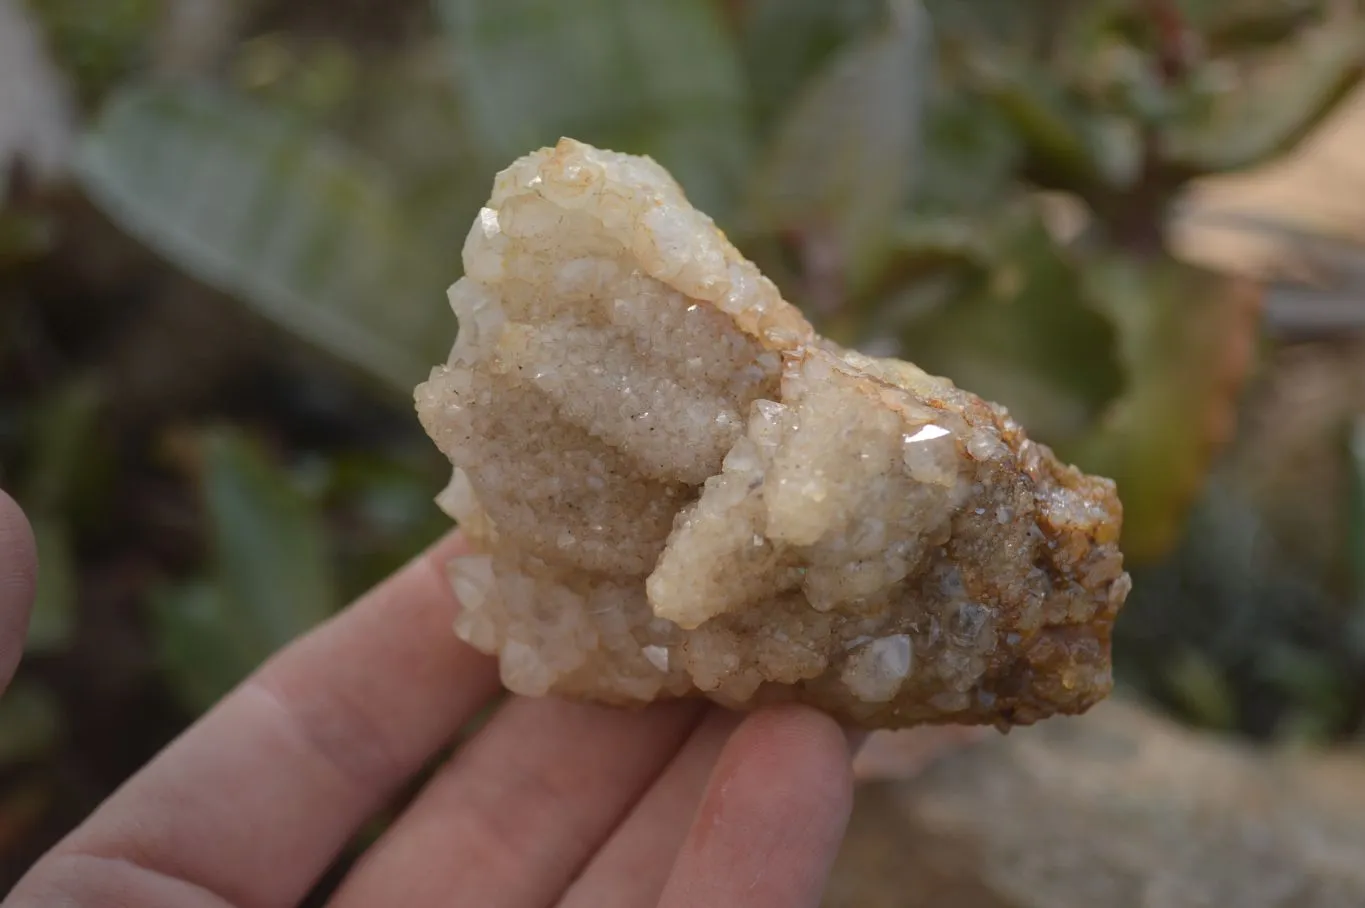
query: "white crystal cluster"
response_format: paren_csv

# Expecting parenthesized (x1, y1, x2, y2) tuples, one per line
(415, 139, 1129, 729)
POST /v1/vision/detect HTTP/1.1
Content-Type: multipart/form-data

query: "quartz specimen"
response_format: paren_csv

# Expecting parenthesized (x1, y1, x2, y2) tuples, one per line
(414, 138, 1130, 729)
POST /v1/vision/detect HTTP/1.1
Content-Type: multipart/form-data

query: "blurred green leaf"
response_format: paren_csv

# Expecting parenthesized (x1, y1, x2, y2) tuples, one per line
(153, 428, 338, 713)
(1163, 647, 1237, 731)
(1256, 642, 1351, 743)
(201, 429, 338, 635)
(0, 211, 53, 267)
(76, 84, 452, 395)
(26, 516, 75, 655)
(0, 681, 60, 767)
(233, 35, 361, 121)
(968, 57, 1110, 192)
(860, 218, 995, 307)
(23, 378, 103, 515)
(892, 218, 996, 266)
(923, 0, 1076, 52)
(318, 450, 451, 594)
(1163, 21, 1365, 173)
(349, 49, 486, 246)
(1071, 256, 1262, 562)
(852, 94, 1022, 312)
(913, 92, 1022, 215)
(739, 0, 883, 133)
(151, 581, 252, 716)
(854, 266, 972, 348)
(1112, 469, 1357, 742)
(895, 205, 1124, 444)
(438, 0, 752, 218)
(938, 2, 1150, 194)
(750, 0, 931, 293)
(26, 0, 159, 107)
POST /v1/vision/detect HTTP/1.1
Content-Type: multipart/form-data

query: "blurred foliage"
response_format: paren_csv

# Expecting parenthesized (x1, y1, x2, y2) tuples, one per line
(78, 84, 454, 395)
(1071, 256, 1262, 560)
(25, 516, 75, 655)
(439, 0, 752, 219)
(748, 0, 928, 294)
(0, 682, 61, 769)
(26, 0, 160, 107)
(66, 0, 1365, 564)
(152, 427, 339, 713)
(5, 0, 1365, 889)
(894, 202, 1125, 444)
(20, 379, 105, 657)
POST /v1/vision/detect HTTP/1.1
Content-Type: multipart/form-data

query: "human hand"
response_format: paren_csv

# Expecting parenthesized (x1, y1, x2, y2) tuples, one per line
(0, 489, 38, 699)
(7, 531, 858, 907)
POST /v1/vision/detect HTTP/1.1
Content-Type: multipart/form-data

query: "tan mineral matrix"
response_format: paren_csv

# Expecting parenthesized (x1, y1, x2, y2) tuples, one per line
(415, 138, 1130, 729)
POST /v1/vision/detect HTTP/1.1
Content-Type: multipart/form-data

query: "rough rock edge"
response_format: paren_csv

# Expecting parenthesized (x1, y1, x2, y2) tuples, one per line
(415, 138, 1130, 730)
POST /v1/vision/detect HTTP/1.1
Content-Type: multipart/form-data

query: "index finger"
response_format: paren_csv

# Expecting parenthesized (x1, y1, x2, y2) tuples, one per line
(0, 489, 38, 694)
(10, 530, 501, 908)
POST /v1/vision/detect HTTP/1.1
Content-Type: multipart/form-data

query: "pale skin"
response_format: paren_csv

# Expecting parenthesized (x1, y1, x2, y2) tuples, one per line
(0, 488, 860, 907)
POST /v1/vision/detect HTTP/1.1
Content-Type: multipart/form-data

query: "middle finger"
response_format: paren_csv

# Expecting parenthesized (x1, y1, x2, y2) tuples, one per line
(557, 707, 744, 908)
(328, 695, 703, 908)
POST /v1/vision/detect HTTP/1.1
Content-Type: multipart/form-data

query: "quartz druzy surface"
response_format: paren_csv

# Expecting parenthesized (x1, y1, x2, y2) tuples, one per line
(415, 138, 1130, 730)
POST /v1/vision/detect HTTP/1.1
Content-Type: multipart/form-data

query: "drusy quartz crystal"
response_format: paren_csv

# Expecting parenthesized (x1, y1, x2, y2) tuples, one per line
(415, 138, 1130, 730)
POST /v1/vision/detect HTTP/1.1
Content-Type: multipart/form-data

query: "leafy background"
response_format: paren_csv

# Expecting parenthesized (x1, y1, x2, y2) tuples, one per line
(5, 0, 1365, 895)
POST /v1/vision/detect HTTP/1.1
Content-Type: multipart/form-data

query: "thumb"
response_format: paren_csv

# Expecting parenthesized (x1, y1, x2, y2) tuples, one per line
(0, 488, 38, 696)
